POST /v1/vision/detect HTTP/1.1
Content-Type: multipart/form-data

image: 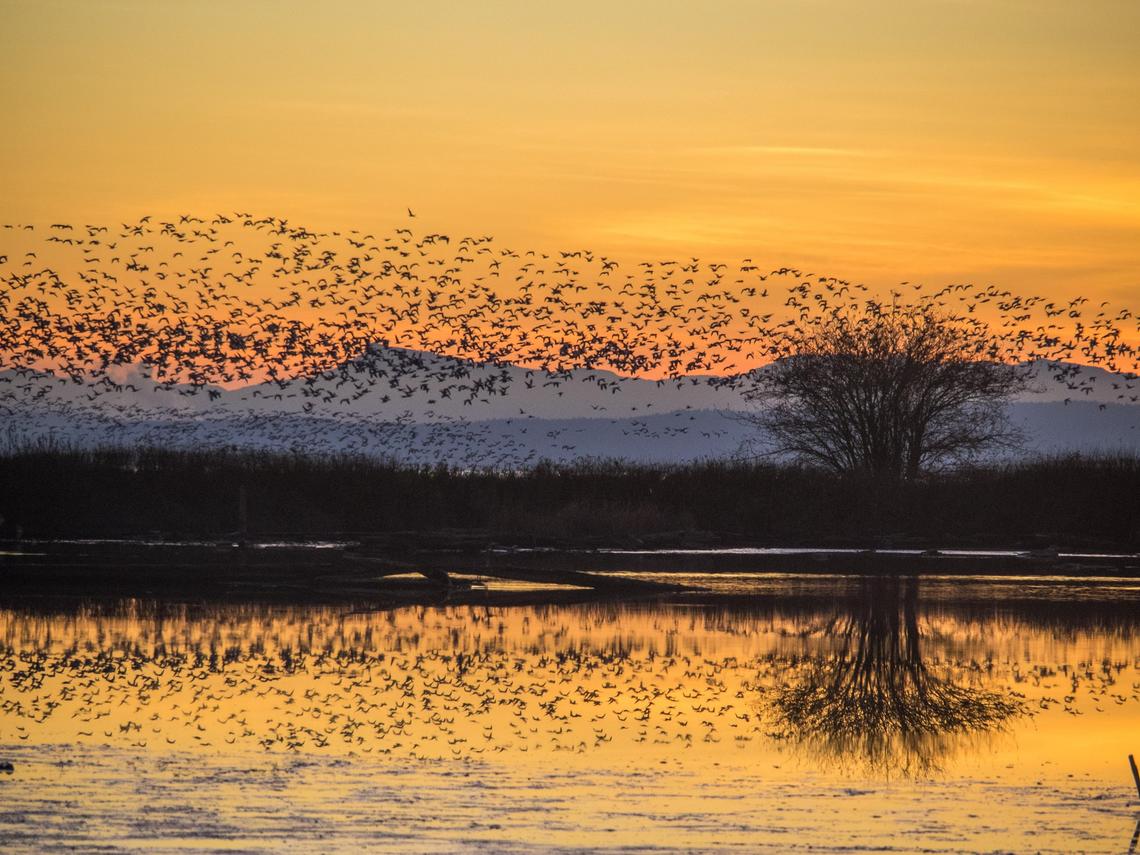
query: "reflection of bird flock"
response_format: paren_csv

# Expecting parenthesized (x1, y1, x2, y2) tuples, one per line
(1, 603, 1136, 767)
(2, 214, 1137, 464)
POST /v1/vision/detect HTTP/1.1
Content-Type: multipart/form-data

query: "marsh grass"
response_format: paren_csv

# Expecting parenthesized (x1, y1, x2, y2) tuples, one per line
(1, 441, 1136, 547)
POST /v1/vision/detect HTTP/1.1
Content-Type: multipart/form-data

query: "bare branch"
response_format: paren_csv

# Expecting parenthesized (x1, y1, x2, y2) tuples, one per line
(741, 306, 1023, 478)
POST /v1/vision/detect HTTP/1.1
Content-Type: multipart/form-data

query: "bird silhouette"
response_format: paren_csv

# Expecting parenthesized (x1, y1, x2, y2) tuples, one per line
(0, 212, 1135, 467)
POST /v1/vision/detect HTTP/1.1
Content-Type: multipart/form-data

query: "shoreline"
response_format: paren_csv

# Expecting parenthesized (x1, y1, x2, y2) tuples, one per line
(3, 540, 1138, 606)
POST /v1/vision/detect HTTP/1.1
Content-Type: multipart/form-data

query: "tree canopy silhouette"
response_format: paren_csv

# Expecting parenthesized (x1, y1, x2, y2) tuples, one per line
(745, 305, 1026, 478)
(765, 577, 1026, 776)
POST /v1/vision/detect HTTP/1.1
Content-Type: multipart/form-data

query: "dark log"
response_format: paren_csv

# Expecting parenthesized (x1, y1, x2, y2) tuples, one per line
(343, 553, 689, 593)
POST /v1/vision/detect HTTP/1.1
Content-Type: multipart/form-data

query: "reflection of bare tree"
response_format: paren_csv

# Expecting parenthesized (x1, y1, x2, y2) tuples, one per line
(768, 577, 1025, 776)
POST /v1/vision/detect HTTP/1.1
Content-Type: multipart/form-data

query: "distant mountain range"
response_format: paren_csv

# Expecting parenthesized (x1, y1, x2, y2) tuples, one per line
(2, 347, 1136, 465)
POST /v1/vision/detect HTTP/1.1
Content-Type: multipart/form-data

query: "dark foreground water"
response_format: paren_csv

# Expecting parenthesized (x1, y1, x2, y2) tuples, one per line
(1, 573, 1139, 853)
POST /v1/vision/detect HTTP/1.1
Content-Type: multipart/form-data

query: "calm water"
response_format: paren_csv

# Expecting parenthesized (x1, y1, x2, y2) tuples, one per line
(1, 574, 1139, 853)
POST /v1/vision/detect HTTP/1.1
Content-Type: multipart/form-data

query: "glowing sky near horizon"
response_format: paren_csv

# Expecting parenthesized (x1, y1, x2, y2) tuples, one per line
(2, 0, 1139, 302)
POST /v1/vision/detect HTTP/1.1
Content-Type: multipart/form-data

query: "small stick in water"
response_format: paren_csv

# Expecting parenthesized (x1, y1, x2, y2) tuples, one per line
(1130, 754, 1140, 799)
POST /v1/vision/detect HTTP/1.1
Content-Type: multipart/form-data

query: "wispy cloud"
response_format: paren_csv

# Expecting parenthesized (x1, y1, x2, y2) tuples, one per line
(694, 145, 885, 158)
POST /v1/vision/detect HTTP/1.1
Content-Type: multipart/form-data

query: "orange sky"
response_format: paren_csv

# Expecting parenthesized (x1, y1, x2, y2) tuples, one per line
(2, 0, 1139, 304)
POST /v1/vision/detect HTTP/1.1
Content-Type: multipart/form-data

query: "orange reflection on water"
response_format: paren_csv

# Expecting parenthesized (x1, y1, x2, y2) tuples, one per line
(2, 582, 1139, 852)
(2, 591, 1137, 775)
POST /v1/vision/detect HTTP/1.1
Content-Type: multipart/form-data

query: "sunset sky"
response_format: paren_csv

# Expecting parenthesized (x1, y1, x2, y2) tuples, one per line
(2, 0, 1139, 303)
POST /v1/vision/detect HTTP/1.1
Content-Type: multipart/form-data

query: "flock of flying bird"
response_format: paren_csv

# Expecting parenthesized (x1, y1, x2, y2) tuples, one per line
(1, 603, 1137, 769)
(1, 212, 1137, 463)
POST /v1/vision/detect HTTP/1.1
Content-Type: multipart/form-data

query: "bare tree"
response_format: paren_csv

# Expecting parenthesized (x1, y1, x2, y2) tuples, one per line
(766, 577, 1025, 776)
(743, 304, 1026, 478)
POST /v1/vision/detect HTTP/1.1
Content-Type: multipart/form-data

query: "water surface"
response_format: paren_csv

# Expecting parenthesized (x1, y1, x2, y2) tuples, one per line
(1, 574, 1138, 852)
